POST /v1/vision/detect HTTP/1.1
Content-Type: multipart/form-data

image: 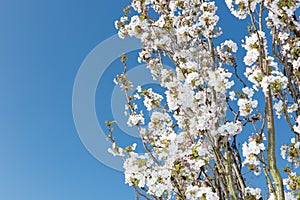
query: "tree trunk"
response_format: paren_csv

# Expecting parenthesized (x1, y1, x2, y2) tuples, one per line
(266, 91, 285, 200)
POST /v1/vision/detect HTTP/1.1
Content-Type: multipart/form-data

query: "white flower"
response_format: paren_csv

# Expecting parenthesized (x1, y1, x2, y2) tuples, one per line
(229, 91, 236, 101)
(274, 100, 283, 118)
(242, 87, 254, 98)
(186, 72, 201, 86)
(280, 145, 288, 159)
(127, 112, 145, 127)
(244, 49, 259, 66)
(208, 68, 233, 93)
(242, 134, 266, 174)
(186, 186, 219, 200)
(108, 143, 124, 157)
(293, 115, 300, 134)
(238, 98, 258, 116)
(223, 40, 238, 52)
(292, 58, 300, 71)
(136, 85, 142, 92)
(218, 121, 242, 136)
(245, 187, 262, 199)
(287, 103, 298, 113)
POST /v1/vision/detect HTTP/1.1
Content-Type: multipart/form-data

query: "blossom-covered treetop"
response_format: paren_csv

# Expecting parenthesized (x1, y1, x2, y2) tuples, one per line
(107, 0, 300, 199)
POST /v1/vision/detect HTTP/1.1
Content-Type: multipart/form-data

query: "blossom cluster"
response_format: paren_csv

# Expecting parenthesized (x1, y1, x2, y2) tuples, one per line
(244, 61, 288, 96)
(225, 0, 263, 19)
(217, 121, 242, 137)
(280, 137, 300, 168)
(108, 0, 300, 199)
(216, 40, 237, 65)
(283, 171, 300, 193)
(136, 87, 163, 111)
(185, 185, 218, 200)
(245, 187, 262, 200)
(237, 87, 258, 116)
(242, 31, 267, 66)
(242, 133, 266, 175)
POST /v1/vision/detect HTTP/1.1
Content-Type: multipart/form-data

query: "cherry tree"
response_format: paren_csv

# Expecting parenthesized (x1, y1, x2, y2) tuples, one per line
(106, 0, 300, 199)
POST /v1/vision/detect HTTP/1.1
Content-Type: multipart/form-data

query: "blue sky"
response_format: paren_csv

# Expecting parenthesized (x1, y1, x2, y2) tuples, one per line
(0, 0, 134, 199)
(0, 0, 297, 200)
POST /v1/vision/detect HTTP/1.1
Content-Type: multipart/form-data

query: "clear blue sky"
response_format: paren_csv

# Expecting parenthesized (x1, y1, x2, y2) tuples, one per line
(0, 0, 134, 199)
(0, 1, 297, 200)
